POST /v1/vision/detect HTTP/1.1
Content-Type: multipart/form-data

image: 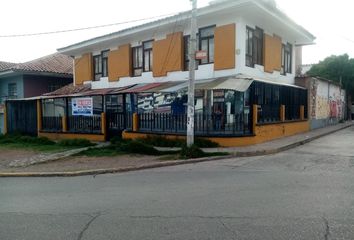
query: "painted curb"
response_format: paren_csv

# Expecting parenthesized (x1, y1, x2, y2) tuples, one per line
(0, 123, 352, 178)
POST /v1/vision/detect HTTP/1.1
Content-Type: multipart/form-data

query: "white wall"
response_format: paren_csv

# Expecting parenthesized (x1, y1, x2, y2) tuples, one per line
(85, 13, 298, 89)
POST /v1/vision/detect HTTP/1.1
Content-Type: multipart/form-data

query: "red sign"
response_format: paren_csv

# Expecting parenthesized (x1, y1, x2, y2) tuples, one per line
(195, 50, 208, 60)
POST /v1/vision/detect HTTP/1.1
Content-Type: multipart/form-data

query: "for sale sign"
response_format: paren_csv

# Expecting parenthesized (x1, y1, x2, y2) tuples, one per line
(72, 97, 93, 116)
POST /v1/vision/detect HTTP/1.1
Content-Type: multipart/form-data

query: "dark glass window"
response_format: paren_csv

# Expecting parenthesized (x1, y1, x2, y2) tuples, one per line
(199, 26, 215, 64)
(132, 46, 143, 76)
(93, 55, 102, 81)
(143, 40, 153, 72)
(102, 51, 109, 77)
(246, 26, 263, 67)
(93, 50, 109, 81)
(8, 83, 17, 98)
(281, 43, 292, 74)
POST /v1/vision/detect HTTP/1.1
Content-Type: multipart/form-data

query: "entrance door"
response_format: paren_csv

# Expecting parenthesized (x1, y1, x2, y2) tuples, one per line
(105, 94, 127, 139)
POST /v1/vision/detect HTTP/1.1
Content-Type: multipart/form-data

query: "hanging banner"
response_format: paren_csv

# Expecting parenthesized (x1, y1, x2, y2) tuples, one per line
(72, 97, 93, 116)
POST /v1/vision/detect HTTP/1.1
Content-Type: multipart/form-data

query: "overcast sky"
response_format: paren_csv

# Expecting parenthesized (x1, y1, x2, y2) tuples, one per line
(1, 0, 354, 64)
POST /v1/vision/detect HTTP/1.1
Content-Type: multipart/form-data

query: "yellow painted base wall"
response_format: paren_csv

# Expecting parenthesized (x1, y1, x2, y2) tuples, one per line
(122, 121, 310, 147)
(39, 132, 106, 142)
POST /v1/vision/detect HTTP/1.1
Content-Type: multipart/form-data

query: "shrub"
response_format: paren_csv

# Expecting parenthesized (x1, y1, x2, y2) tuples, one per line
(194, 138, 219, 148)
(180, 145, 206, 159)
(120, 140, 160, 155)
(58, 138, 95, 147)
(138, 136, 219, 148)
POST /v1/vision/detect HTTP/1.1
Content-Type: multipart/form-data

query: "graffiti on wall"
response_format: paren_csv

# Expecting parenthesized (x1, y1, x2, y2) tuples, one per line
(312, 79, 345, 120)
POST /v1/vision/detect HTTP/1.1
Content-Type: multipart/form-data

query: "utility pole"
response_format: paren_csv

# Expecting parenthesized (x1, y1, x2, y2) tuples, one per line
(187, 0, 197, 147)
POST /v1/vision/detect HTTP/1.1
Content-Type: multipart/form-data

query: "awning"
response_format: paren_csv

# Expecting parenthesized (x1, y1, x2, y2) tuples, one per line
(195, 76, 253, 92)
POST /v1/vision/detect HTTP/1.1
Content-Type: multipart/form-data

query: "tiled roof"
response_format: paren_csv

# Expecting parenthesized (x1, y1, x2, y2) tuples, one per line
(0, 61, 16, 71)
(0, 53, 73, 76)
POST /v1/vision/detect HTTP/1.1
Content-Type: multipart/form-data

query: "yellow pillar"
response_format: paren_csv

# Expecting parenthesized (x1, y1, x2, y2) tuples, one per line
(252, 104, 258, 133)
(3, 102, 7, 134)
(37, 99, 42, 132)
(280, 105, 286, 122)
(300, 105, 305, 120)
(133, 113, 139, 132)
(101, 112, 107, 137)
(62, 116, 68, 132)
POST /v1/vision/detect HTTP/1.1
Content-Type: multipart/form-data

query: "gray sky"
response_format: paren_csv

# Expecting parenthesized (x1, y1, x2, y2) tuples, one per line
(1, 0, 354, 64)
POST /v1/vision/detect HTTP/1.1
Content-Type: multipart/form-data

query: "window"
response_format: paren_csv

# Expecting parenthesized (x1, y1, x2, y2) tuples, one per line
(102, 51, 109, 77)
(199, 26, 215, 64)
(281, 43, 292, 74)
(132, 46, 143, 76)
(8, 83, 17, 98)
(143, 40, 153, 72)
(93, 54, 102, 81)
(246, 26, 263, 67)
(93, 51, 109, 81)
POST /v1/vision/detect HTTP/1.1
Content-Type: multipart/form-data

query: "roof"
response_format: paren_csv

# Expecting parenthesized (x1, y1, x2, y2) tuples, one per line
(0, 61, 16, 71)
(58, 0, 315, 55)
(0, 53, 73, 77)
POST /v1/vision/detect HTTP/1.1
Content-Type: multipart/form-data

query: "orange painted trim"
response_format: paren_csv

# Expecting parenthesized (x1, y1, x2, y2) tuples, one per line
(300, 105, 305, 120)
(37, 99, 42, 132)
(133, 113, 139, 132)
(38, 132, 105, 142)
(122, 120, 310, 147)
(280, 105, 285, 122)
(214, 23, 236, 71)
(62, 116, 68, 132)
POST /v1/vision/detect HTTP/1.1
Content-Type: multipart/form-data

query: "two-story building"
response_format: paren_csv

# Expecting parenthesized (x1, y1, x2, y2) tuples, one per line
(31, 0, 315, 146)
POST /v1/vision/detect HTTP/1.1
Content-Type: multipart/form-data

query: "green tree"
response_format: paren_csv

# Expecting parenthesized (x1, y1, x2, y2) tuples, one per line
(307, 54, 354, 97)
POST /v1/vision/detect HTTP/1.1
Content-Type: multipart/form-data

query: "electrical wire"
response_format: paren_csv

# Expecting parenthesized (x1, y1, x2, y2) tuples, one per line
(0, 12, 180, 38)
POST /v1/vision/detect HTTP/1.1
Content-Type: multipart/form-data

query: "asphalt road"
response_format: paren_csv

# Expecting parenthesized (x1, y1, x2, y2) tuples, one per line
(1, 127, 354, 240)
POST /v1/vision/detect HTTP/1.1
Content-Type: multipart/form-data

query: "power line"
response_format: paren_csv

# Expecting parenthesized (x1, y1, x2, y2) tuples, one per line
(0, 12, 180, 38)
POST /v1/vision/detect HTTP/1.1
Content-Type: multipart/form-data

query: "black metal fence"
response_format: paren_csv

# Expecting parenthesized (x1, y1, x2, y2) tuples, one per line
(251, 82, 308, 123)
(67, 115, 101, 134)
(6, 100, 38, 136)
(138, 112, 250, 136)
(42, 116, 62, 132)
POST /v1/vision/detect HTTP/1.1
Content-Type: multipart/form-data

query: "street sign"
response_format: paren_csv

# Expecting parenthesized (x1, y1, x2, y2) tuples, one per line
(195, 50, 207, 60)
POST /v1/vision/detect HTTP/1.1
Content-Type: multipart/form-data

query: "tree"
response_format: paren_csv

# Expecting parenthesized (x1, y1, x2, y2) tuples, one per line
(307, 54, 354, 97)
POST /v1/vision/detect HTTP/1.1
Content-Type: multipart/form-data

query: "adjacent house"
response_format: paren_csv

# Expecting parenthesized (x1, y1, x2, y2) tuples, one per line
(8, 0, 317, 146)
(0, 53, 73, 134)
(296, 76, 347, 129)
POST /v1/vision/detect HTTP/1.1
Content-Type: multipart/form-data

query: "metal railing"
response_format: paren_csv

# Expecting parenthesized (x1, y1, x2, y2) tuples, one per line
(67, 115, 101, 134)
(258, 105, 281, 123)
(42, 116, 62, 132)
(138, 113, 251, 136)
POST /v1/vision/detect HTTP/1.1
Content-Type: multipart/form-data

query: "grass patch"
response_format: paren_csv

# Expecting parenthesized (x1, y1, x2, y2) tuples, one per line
(0, 134, 94, 152)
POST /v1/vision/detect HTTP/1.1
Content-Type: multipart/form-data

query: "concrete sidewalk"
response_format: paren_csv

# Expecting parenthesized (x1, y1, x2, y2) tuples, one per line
(0, 122, 352, 177)
(157, 121, 354, 157)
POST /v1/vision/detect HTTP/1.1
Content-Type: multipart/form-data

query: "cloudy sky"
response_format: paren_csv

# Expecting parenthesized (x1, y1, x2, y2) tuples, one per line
(1, 0, 354, 64)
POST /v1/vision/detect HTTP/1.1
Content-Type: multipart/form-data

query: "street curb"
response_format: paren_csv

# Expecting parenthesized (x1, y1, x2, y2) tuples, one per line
(0, 123, 352, 178)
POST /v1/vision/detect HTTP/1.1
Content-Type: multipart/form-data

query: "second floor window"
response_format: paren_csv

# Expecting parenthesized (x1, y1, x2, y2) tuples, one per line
(132, 46, 143, 76)
(143, 40, 153, 72)
(199, 26, 215, 64)
(246, 26, 263, 67)
(8, 83, 17, 99)
(102, 51, 109, 77)
(93, 50, 109, 81)
(281, 43, 292, 75)
(184, 35, 199, 71)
